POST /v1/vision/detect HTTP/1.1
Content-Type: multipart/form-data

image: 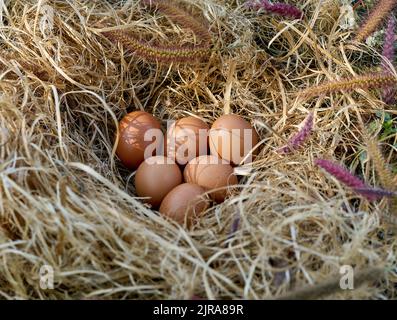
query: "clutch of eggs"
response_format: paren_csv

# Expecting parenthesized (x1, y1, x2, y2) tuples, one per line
(115, 111, 259, 226)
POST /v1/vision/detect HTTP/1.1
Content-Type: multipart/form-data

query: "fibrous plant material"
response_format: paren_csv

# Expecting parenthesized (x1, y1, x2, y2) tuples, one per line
(367, 138, 395, 191)
(381, 16, 396, 105)
(103, 0, 211, 64)
(278, 113, 313, 154)
(299, 74, 397, 99)
(355, 0, 397, 42)
(246, 0, 303, 19)
(1, 0, 397, 301)
(0, 55, 48, 81)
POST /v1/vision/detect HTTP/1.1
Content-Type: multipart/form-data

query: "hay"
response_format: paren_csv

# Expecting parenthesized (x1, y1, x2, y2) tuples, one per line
(0, 0, 396, 299)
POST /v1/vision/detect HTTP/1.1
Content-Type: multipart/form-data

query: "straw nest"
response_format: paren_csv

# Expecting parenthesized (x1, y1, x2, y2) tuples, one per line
(0, 0, 396, 299)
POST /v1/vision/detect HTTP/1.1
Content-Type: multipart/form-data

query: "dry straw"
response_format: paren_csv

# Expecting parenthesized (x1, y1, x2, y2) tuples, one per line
(0, 0, 396, 299)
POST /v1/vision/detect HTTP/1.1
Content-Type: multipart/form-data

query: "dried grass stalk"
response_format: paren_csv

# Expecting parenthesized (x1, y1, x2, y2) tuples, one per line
(355, 0, 397, 42)
(299, 74, 397, 99)
(104, 30, 210, 63)
(278, 112, 313, 154)
(103, 0, 211, 64)
(367, 138, 395, 191)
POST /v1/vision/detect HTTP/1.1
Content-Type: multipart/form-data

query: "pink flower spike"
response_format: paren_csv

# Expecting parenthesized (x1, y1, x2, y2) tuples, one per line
(227, 213, 241, 240)
(315, 159, 367, 189)
(278, 112, 313, 154)
(246, 0, 303, 20)
(314, 159, 380, 201)
(353, 187, 397, 200)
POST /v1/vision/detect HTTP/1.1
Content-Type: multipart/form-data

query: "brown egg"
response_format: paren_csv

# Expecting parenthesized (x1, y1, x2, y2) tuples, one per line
(184, 155, 238, 203)
(159, 183, 209, 226)
(135, 156, 182, 207)
(166, 116, 209, 165)
(208, 114, 259, 165)
(116, 111, 163, 169)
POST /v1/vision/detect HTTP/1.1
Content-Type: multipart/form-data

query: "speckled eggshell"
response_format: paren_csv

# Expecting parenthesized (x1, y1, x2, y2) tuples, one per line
(208, 114, 259, 165)
(159, 183, 209, 226)
(184, 155, 238, 203)
(116, 111, 163, 169)
(135, 156, 182, 207)
(166, 116, 209, 165)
